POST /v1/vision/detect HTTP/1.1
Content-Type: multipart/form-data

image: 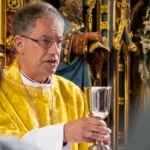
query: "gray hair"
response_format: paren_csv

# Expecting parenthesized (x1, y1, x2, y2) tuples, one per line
(12, 1, 64, 36)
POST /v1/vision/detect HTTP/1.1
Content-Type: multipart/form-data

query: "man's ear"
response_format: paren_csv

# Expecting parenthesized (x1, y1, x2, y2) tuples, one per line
(13, 35, 25, 54)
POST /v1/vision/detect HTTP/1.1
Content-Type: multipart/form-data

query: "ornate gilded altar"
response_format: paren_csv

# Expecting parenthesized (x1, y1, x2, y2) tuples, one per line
(0, 0, 145, 150)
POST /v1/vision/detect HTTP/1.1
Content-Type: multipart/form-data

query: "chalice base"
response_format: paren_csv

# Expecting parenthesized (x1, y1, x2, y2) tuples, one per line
(88, 143, 112, 150)
(88, 143, 101, 150)
(101, 144, 112, 150)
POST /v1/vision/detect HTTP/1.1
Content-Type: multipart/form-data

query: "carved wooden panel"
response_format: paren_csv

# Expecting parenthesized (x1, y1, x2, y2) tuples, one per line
(112, 0, 136, 149)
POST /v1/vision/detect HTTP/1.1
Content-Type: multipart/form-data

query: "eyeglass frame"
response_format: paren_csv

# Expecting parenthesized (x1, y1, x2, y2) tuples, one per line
(20, 35, 65, 50)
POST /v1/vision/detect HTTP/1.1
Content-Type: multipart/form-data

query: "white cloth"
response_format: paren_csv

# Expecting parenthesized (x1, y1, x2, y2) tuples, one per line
(21, 123, 70, 150)
(20, 71, 52, 88)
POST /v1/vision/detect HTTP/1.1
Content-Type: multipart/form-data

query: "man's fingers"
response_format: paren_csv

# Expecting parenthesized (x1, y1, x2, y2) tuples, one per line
(88, 117, 107, 127)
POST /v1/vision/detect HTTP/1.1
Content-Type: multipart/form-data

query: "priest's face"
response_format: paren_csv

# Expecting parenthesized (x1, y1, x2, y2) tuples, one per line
(14, 18, 64, 82)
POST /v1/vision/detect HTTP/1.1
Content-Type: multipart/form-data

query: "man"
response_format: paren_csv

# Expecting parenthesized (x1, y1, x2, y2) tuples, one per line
(0, 1, 111, 150)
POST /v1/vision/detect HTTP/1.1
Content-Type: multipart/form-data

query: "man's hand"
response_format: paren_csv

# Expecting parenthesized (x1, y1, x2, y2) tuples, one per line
(64, 117, 111, 145)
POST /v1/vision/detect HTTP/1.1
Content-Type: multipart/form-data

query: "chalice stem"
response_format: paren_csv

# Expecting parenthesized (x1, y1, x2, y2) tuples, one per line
(99, 140, 112, 150)
(88, 140, 101, 150)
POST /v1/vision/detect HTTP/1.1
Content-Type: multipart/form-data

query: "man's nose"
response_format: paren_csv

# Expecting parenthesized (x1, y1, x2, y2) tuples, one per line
(47, 42, 59, 54)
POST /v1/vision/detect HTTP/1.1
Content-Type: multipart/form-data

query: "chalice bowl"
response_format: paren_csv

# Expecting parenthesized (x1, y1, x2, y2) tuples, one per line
(84, 86, 112, 150)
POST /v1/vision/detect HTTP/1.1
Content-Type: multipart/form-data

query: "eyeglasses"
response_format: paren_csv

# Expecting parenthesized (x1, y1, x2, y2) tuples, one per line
(21, 35, 64, 50)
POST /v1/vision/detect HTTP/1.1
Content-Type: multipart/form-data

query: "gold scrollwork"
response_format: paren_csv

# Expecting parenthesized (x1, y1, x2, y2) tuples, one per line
(6, 35, 15, 52)
(113, 1, 136, 52)
(119, 64, 124, 72)
(118, 97, 125, 105)
(6, 0, 23, 12)
(117, 1, 130, 9)
(84, 0, 96, 6)
(100, 22, 108, 29)
(127, 43, 137, 52)
(101, 6, 108, 13)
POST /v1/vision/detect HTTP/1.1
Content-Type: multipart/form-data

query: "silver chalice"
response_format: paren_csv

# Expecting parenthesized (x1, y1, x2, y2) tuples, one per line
(84, 86, 112, 150)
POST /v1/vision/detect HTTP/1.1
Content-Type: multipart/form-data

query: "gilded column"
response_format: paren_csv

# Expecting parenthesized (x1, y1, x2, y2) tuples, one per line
(84, 0, 96, 32)
(0, 0, 6, 68)
(113, 0, 136, 149)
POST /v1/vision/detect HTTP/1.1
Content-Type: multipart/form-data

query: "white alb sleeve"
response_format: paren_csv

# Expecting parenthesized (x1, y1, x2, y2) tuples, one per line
(21, 123, 70, 150)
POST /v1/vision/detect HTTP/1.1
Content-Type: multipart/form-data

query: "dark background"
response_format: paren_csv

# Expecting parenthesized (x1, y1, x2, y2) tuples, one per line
(45, 0, 60, 9)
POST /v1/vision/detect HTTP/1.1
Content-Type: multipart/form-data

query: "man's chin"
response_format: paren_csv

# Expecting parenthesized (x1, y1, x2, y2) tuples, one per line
(46, 69, 57, 76)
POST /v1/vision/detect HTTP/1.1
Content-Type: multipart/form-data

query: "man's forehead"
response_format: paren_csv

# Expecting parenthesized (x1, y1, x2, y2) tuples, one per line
(36, 18, 63, 29)
(32, 19, 64, 36)
(41, 34, 63, 39)
(47, 26, 64, 38)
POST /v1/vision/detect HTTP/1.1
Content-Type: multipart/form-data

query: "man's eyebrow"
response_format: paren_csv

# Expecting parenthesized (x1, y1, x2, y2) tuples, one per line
(54, 35, 64, 39)
(40, 35, 63, 39)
